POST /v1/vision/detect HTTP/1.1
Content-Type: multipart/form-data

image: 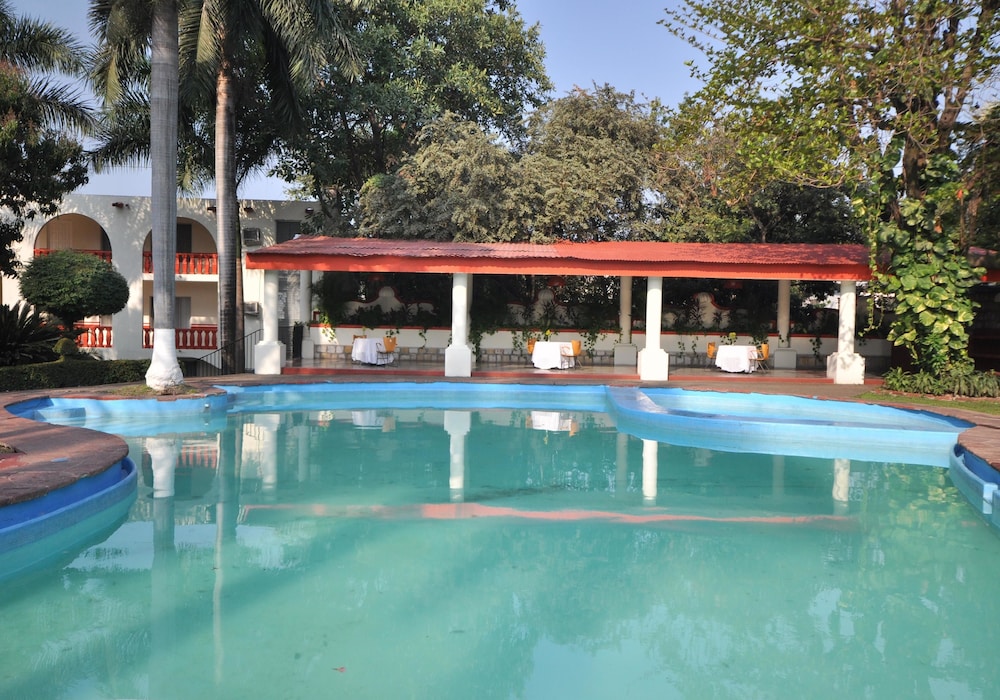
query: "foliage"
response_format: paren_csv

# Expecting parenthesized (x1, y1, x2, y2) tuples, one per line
(0, 1, 91, 277)
(661, 0, 1000, 370)
(515, 85, 665, 242)
(18, 251, 130, 331)
(359, 113, 521, 241)
(959, 103, 1000, 251)
(275, 0, 550, 232)
(0, 303, 60, 366)
(883, 365, 1000, 399)
(0, 357, 150, 391)
(869, 153, 984, 372)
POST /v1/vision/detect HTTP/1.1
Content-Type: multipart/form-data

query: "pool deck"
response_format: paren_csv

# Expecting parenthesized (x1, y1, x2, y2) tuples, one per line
(2, 363, 999, 510)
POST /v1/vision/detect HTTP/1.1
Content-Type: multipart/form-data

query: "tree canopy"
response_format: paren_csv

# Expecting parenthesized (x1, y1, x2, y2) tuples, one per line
(661, 0, 1000, 371)
(275, 0, 551, 232)
(19, 250, 129, 332)
(0, 0, 91, 277)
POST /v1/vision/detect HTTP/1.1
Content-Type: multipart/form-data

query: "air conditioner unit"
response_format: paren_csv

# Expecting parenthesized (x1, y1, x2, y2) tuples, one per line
(244, 301, 260, 316)
(242, 227, 262, 246)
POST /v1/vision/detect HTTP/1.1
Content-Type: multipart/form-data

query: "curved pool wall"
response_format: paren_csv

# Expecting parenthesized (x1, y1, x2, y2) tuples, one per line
(11, 382, 971, 465)
(0, 458, 136, 582)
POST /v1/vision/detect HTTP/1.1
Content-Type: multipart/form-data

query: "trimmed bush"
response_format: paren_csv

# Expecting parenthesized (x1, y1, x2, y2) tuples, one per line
(0, 357, 150, 391)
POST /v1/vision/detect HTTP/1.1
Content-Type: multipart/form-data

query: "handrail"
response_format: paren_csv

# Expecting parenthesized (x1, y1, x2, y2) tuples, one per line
(191, 329, 262, 376)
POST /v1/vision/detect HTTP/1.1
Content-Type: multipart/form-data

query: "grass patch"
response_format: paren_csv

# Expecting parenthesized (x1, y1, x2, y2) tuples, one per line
(861, 390, 1000, 417)
(108, 384, 203, 398)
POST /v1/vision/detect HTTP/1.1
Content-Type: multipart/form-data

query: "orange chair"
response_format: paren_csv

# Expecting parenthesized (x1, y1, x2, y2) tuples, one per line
(525, 337, 537, 364)
(376, 336, 397, 365)
(753, 343, 769, 372)
(560, 339, 584, 369)
(706, 342, 717, 360)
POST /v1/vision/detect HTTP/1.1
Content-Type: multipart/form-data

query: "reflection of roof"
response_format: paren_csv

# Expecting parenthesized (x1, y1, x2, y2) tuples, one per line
(247, 237, 873, 281)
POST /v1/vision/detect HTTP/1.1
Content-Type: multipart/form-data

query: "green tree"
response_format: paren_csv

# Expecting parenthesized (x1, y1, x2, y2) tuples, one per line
(661, 0, 999, 371)
(0, 302, 61, 366)
(515, 85, 664, 242)
(276, 0, 550, 233)
(359, 112, 520, 241)
(19, 250, 129, 337)
(91, 0, 362, 374)
(0, 0, 91, 279)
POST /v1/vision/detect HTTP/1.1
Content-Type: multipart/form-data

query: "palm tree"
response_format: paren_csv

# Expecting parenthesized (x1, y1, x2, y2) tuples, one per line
(178, 0, 360, 373)
(0, 0, 93, 131)
(145, 0, 184, 390)
(90, 0, 360, 375)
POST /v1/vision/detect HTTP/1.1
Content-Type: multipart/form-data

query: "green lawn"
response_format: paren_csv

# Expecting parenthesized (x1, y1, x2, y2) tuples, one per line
(861, 390, 1000, 417)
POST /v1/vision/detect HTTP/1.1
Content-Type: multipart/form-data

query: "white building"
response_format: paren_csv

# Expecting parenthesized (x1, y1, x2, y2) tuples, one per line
(2, 194, 314, 365)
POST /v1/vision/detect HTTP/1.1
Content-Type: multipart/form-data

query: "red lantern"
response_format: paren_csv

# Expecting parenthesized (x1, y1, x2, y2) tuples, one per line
(547, 275, 565, 288)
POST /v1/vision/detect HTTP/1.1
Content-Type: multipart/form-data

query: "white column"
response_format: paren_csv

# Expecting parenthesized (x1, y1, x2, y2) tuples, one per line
(826, 280, 866, 384)
(445, 272, 473, 377)
(772, 279, 797, 369)
(254, 269, 285, 374)
(299, 270, 314, 361)
(638, 276, 669, 380)
(614, 275, 637, 366)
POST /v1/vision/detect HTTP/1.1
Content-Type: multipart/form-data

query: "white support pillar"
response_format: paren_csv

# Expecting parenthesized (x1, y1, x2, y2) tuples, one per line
(772, 279, 797, 369)
(445, 272, 473, 377)
(638, 276, 669, 381)
(614, 275, 637, 366)
(826, 280, 866, 384)
(254, 269, 285, 374)
(299, 270, 314, 361)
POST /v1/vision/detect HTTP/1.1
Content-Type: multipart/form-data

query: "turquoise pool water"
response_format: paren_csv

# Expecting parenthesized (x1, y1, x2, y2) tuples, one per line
(2, 383, 998, 699)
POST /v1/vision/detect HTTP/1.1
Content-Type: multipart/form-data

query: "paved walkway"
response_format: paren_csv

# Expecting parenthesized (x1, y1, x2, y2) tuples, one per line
(2, 365, 998, 511)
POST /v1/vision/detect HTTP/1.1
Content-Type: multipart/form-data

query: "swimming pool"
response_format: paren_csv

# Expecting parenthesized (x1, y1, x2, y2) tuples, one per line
(2, 383, 999, 699)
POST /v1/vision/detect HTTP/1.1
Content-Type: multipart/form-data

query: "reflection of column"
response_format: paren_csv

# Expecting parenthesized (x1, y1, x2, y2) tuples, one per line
(615, 432, 630, 496)
(642, 439, 658, 505)
(444, 411, 471, 502)
(146, 436, 179, 551)
(256, 413, 281, 497)
(772, 455, 785, 498)
(147, 437, 180, 700)
(833, 458, 850, 514)
(445, 272, 473, 377)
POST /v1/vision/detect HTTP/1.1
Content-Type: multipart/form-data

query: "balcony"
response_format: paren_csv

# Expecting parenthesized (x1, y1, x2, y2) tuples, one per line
(142, 325, 218, 350)
(143, 252, 219, 275)
(34, 248, 112, 263)
(75, 323, 113, 348)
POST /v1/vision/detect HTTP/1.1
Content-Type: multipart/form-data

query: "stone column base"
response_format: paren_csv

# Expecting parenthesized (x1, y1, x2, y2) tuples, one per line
(772, 347, 797, 370)
(638, 348, 669, 381)
(254, 341, 286, 375)
(445, 343, 473, 377)
(826, 352, 866, 385)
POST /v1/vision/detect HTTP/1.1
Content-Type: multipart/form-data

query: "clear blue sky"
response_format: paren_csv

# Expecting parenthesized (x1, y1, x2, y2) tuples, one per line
(11, 0, 702, 199)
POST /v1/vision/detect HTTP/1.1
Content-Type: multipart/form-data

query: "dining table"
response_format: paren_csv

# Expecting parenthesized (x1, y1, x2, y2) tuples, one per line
(714, 344, 758, 373)
(351, 337, 392, 365)
(531, 341, 574, 369)
(528, 411, 577, 433)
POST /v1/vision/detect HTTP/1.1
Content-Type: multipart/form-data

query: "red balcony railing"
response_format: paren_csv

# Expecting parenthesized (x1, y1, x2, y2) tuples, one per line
(142, 252, 219, 275)
(75, 323, 113, 348)
(34, 248, 112, 263)
(143, 325, 218, 350)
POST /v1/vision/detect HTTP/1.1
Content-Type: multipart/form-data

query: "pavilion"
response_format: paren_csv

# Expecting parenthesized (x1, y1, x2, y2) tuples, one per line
(245, 238, 872, 384)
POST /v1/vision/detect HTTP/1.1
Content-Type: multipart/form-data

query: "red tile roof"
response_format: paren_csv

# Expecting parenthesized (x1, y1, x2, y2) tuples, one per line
(246, 236, 872, 281)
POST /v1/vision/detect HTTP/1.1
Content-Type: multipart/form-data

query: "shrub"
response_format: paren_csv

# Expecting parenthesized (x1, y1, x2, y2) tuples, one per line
(883, 365, 1000, 398)
(0, 303, 61, 367)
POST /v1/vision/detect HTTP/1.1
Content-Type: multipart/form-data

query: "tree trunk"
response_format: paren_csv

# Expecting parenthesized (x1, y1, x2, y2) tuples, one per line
(216, 63, 242, 373)
(145, 0, 184, 392)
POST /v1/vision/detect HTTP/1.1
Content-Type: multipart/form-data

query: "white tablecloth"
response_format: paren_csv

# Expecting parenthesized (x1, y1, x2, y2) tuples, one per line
(351, 338, 393, 365)
(532, 341, 574, 369)
(715, 345, 758, 373)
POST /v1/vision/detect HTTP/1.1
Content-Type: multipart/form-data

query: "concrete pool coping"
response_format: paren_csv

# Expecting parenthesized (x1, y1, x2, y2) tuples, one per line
(1, 372, 999, 511)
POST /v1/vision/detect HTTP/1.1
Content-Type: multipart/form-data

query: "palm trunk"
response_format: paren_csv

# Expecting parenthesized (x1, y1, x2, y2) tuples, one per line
(145, 0, 184, 391)
(216, 63, 242, 373)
